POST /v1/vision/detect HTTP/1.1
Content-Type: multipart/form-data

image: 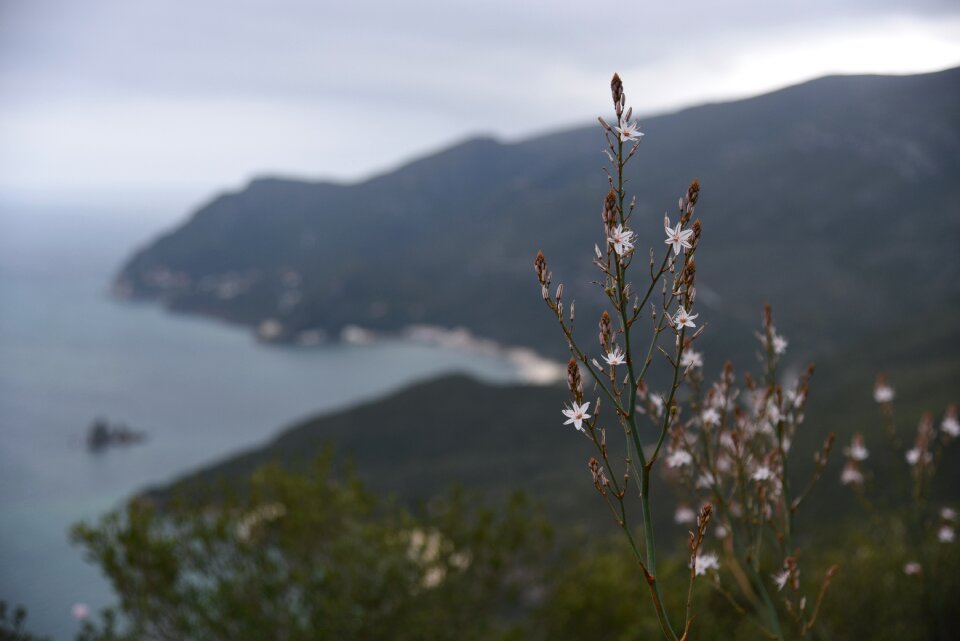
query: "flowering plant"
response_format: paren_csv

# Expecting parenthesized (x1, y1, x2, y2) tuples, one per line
(535, 74, 839, 641)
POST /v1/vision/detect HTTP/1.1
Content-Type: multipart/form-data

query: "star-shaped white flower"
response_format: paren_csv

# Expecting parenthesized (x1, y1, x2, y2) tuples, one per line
(840, 462, 864, 486)
(693, 552, 719, 576)
(561, 401, 591, 432)
(603, 346, 627, 366)
(752, 466, 774, 482)
(614, 118, 644, 142)
(701, 407, 721, 427)
(874, 383, 895, 404)
(608, 224, 635, 256)
(666, 450, 693, 468)
(672, 307, 698, 331)
(938, 526, 955, 543)
(663, 216, 694, 256)
(843, 434, 869, 461)
(943, 415, 960, 438)
(772, 334, 788, 355)
(674, 505, 696, 524)
(680, 349, 703, 370)
(772, 569, 790, 591)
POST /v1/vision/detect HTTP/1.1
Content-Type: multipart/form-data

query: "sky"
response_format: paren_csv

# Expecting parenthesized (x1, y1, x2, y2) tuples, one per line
(1, 0, 959, 217)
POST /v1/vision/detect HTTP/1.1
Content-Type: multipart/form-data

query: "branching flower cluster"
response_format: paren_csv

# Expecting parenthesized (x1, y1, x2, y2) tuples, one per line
(535, 74, 841, 641)
(665, 307, 839, 639)
(535, 73, 713, 641)
(841, 378, 957, 575)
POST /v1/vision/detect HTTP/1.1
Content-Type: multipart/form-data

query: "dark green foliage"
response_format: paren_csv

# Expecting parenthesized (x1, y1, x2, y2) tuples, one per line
(72, 452, 554, 641)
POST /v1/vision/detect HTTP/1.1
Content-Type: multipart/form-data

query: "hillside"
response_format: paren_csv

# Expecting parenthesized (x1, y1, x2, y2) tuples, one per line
(115, 67, 960, 365)
(153, 309, 960, 535)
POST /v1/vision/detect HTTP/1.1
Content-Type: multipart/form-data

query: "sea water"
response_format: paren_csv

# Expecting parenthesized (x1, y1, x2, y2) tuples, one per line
(0, 200, 525, 640)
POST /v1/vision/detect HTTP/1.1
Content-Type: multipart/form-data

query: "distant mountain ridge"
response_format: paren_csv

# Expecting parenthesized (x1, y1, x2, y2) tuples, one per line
(115, 67, 960, 362)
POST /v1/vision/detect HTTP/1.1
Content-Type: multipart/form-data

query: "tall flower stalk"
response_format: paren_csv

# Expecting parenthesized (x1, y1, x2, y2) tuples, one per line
(535, 75, 842, 641)
(535, 73, 710, 641)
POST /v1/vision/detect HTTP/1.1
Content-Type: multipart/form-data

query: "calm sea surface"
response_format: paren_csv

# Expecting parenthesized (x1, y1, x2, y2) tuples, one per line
(0, 202, 523, 640)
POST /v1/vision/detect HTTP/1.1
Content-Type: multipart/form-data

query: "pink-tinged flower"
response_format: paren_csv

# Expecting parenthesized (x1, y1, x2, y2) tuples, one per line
(693, 552, 719, 576)
(939, 526, 955, 543)
(72, 603, 89, 621)
(772, 334, 788, 355)
(603, 346, 627, 366)
(942, 507, 957, 522)
(701, 407, 721, 427)
(672, 307, 698, 332)
(943, 413, 960, 438)
(674, 505, 696, 524)
(608, 224, 635, 256)
(666, 449, 693, 468)
(843, 434, 869, 461)
(903, 561, 922, 576)
(752, 466, 774, 482)
(873, 379, 895, 403)
(614, 117, 644, 142)
(905, 447, 931, 466)
(663, 216, 694, 255)
(561, 401, 591, 433)
(840, 462, 864, 486)
(680, 349, 703, 370)
(772, 569, 790, 591)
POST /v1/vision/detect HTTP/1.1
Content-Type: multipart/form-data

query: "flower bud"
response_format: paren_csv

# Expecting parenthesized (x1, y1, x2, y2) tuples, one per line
(567, 357, 583, 402)
(599, 310, 613, 350)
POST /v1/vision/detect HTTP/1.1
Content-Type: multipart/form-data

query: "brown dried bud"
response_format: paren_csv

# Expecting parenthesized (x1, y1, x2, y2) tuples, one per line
(599, 310, 613, 350)
(763, 304, 774, 333)
(610, 73, 624, 114)
(687, 179, 700, 207)
(567, 357, 583, 402)
(534, 250, 549, 286)
(602, 189, 618, 230)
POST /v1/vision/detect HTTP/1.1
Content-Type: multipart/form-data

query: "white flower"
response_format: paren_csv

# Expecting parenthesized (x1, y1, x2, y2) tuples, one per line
(674, 505, 696, 524)
(608, 224, 635, 256)
(942, 507, 957, 522)
(772, 569, 790, 591)
(701, 407, 721, 427)
(938, 526, 955, 543)
(874, 383, 895, 404)
(666, 450, 693, 468)
(680, 349, 703, 370)
(693, 552, 720, 576)
(672, 307, 698, 332)
(843, 435, 869, 461)
(603, 346, 627, 366)
(905, 447, 930, 466)
(561, 401, 591, 433)
(72, 603, 89, 621)
(649, 394, 665, 416)
(614, 117, 644, 142)
(903, 561, 923, 576)
(943, 415, 960, 438)
(840, 462, 864, 486)
(752, 466, 774, 482)
(696, 472, 716, 489)
(772, 334, 788, 355)
(663, 216, 694, 255)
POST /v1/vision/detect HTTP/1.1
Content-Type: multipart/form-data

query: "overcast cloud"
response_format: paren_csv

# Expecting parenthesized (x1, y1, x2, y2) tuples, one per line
(1, 0, 958, 211)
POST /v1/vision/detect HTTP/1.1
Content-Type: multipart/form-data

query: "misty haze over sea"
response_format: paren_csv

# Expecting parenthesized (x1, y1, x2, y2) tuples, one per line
(0, 201, 526, 640)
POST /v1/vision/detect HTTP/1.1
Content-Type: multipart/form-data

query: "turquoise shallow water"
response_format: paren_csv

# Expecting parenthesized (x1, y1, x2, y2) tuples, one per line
(0, 203, 522, 640)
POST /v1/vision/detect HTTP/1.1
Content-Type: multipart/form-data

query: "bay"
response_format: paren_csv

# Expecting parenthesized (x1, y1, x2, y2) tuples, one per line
(0, 200, 524, 640)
